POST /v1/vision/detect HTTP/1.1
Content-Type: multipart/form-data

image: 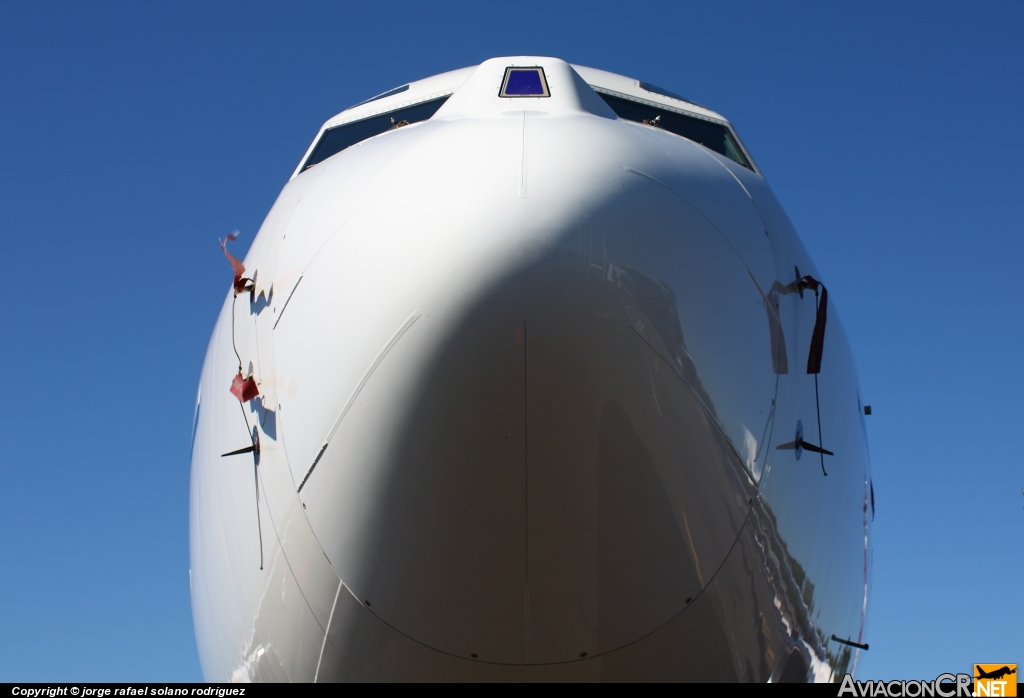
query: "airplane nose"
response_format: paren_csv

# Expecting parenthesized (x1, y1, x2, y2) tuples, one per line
(272, 62, 775, 665)
(296, 244, 764, 665)
(280, 197, 768, 664)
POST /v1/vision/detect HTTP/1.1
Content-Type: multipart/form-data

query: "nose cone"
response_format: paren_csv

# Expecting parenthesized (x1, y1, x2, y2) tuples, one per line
(272, 58, 772, 665)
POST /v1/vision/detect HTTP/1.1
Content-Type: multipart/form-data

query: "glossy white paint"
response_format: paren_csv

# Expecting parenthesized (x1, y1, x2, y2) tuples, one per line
(190, 57, 871, 682)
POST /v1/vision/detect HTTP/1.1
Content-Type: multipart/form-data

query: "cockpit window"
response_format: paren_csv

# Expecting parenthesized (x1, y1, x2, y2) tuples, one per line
(301, 95, 450, 172)
(597, 93, 752, 170)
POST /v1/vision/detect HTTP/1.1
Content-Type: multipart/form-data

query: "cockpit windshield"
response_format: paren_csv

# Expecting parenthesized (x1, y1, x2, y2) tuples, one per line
(301, 95, 450, 172)
(597, 93, 752, 170)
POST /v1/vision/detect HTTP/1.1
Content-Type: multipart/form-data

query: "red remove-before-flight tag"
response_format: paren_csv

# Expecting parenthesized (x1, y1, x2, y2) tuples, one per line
(802, 276, 827, 374)
(220, 232, 250, 293)
(230, 373, 259, 402)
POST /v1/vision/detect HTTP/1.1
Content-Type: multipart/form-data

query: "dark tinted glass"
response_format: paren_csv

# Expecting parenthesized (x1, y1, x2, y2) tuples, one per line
(503, 69, 547, 96)
(598, 93, 752, 169)
(302, 96, 450, 171)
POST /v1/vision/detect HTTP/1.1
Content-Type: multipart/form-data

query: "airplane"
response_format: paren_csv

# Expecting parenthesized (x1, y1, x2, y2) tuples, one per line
(976, 667, 1017, 681)
(189, 56, 873, 682)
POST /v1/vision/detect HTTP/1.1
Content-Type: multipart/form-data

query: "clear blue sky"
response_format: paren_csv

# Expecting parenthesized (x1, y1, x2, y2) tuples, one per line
(1, 1, 1020, 682)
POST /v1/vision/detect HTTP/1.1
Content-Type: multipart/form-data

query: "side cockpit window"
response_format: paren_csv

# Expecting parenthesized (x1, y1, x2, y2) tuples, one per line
(597, 93, 753, 170)
(301, 95, 450, 172)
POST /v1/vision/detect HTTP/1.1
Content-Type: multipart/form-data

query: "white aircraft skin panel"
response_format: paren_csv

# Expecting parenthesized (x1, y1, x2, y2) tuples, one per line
(191, 297, 279, 680)
(190, 56, 870, 681)
(192, 297, 347, 682)
(715, 151, 873, 674)
(284, 178, 762, 664)
(619, 146, 777, 295)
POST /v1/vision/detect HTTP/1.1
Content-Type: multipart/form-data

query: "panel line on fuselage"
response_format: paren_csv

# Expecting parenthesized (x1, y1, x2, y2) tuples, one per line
(623, 165, 769, 298)
(314, 581, 343, 682)
(627, 324, 759, 488)
(296, 310, 421, 492)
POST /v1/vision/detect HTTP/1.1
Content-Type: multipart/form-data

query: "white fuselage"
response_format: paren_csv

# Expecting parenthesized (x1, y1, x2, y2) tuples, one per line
(189, 57, 871, 682)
